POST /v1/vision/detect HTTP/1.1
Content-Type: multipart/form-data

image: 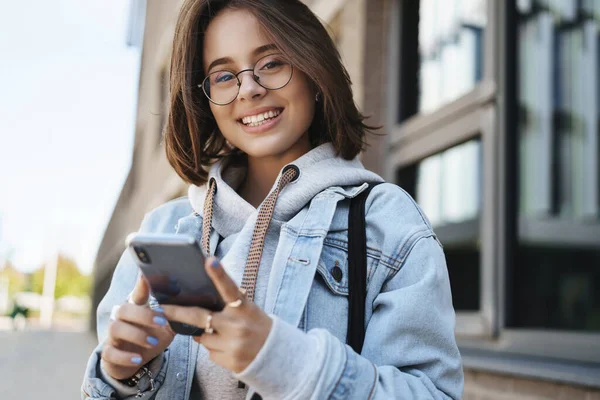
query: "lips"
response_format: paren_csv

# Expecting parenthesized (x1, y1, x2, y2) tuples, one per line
(237, 108, 284, 134)
(237, 107, 284, 125)
(240, 109, 282, 127)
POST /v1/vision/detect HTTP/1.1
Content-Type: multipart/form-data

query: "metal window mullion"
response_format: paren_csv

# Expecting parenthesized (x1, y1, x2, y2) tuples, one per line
(480, 103, 497, 338)
(581, 20, 599, 218)
(383, 0, 402, 182)
(456, 313, 489, 337)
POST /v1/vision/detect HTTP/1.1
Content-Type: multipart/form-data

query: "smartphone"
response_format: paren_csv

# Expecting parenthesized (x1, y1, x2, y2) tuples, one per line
(126, 233, 225, 336)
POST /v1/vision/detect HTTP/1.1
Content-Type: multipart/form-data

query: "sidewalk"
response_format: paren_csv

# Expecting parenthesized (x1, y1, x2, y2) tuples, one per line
(0, 328, 97, 399)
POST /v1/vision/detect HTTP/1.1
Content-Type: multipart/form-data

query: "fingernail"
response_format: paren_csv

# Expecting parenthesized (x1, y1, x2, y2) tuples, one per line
(168, 276, 178, 283)
(153, 316, 167, 326)
(131, 356, 143, 365)
(154, 306, 164, 313)
(146, 336, 159, 346)
(211, 258, 220, 268)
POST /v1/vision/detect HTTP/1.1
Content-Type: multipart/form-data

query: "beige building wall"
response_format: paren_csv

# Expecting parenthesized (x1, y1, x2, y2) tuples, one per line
(92, 0, 599, 398)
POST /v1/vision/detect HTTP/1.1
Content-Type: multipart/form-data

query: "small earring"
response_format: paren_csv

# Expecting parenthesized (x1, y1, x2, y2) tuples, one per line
(315, 93, 321, 102)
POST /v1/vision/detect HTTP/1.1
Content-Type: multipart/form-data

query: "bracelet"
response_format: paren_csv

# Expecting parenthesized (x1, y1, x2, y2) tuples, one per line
(119, 365, 149, 387)
(134, 367, 155, 398)
(118, 365, 156, 398)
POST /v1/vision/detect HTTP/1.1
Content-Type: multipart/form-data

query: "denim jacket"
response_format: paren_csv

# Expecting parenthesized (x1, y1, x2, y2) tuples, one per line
(82, 147, 463, 400)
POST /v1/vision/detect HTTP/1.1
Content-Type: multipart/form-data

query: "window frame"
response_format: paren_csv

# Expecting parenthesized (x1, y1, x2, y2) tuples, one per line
(388, 0, 499, 338)
(386, 0, 600, 381)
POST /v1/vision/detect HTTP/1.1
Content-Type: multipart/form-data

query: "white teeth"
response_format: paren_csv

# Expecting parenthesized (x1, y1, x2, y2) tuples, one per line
(241, 109, 281, 126)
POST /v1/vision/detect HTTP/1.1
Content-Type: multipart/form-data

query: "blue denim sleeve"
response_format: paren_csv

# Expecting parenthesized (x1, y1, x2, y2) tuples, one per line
(236, 235, 463, 400)
(339, 235, 463, 399)
(81, 212, 170, 400)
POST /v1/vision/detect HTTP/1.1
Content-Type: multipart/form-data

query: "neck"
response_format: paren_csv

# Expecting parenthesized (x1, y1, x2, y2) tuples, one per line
(239, 136, 311, 208)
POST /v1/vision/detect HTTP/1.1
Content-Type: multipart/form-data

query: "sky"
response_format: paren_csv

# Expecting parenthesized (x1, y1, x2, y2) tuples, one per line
(0, 0, 142, 275)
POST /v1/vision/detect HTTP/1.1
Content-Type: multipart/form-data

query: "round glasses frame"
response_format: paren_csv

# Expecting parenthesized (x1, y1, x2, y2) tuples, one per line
(199, 53, 294, 106)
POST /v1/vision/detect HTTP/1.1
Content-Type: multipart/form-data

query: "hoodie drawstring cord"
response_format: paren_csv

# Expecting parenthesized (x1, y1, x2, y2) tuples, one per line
(201, 166, 299, 302)
(201, 178, 217, 256)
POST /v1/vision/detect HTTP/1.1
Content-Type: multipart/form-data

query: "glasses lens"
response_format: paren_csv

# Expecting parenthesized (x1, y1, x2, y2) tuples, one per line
(253, 54, 292, 90)
(203, 70, 239, 104)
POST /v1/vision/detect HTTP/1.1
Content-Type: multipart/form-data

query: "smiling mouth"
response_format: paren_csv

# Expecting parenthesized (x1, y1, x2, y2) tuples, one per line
(238, 108, 283, 127)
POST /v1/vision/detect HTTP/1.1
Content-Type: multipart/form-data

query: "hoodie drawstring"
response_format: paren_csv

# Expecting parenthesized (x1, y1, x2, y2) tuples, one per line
(201, 166, 299, 302)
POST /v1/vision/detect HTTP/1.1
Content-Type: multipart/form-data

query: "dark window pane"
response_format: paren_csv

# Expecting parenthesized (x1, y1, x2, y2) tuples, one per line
(513, 245, 600, 332)
(396, 139, 482, 311)
(446, 246, 480, 311)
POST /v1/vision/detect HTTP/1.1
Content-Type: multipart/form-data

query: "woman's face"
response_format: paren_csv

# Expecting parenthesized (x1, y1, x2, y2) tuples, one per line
(203, 9, 316, 161)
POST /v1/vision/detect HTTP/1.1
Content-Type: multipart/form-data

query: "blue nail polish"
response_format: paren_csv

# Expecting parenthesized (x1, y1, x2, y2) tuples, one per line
(147, 336, 159, 346)
(131, 356, 143, 365)
(211, 259, 220, 268)
(168, 276, 178, 283)
(154, 307, 164, 313)
(153, 316, 167, 326)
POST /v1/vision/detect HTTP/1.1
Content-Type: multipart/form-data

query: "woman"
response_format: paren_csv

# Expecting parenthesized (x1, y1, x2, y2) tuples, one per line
(82, 0, 463, 399)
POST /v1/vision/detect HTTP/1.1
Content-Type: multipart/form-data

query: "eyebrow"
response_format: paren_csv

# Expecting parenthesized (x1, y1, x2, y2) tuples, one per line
(206, 43, 279, 73)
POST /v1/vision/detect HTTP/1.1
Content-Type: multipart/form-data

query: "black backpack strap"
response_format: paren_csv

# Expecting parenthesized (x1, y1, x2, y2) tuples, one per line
(249, 183, 383, 400)
(347, 182, 383, 354)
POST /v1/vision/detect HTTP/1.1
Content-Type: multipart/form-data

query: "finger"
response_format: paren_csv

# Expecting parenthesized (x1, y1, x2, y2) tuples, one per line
(108, 320, 162, 350)
(101, 343, 145, 368)
(205, 257, 242, 303)
(130, 275, 150, 306)
(117, 303, 170, 330)
(195, 332, 226, 352)
(161, 305, 225, 331)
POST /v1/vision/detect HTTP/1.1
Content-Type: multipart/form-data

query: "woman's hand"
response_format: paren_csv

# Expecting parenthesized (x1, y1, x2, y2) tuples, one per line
(101, 276, 176, 380)
(162, 258, 273, 374)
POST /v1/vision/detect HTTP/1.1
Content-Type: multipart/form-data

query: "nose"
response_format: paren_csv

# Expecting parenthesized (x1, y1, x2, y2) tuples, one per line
(237, 70, 267, 101)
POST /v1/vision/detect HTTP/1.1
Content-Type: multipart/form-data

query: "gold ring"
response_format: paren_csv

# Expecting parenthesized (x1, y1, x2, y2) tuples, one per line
(205, 313, 214, 334)
(227, 298, 243, 308)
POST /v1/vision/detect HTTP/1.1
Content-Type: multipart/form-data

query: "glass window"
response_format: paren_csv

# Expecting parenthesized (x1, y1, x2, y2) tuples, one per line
(513, 1, 600, 332)
(396, 140, 482, 311)
(418, 0, 487, 114)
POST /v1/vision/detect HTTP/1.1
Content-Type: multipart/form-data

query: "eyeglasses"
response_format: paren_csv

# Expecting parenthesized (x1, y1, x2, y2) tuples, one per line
(199, 53, 294, 106)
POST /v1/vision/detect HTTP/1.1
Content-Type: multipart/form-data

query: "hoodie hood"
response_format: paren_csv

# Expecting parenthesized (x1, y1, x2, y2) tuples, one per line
(188, 142, 384, 304)
(188, 142, 384, 238)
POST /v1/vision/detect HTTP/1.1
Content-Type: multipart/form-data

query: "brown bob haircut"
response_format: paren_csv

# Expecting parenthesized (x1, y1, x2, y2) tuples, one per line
(164, 0, 379, 186)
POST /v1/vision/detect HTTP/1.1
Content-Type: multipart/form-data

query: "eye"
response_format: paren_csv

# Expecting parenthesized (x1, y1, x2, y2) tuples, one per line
(256, 54, 288, 72)
(215, 72, 234, 83)
(262, 60, 284, 70)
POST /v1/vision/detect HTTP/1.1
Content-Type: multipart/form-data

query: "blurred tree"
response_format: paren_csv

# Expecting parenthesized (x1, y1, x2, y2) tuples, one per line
(0, 260, 28, 297)
(30, 255, 92, 299)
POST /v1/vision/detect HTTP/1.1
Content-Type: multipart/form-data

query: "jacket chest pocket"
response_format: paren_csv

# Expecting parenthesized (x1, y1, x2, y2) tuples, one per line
(304, 241, 351, 341)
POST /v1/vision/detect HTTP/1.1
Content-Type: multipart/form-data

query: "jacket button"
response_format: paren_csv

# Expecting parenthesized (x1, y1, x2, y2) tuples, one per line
(331, 265, 343, 282)
(176, 372, 185, 381)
